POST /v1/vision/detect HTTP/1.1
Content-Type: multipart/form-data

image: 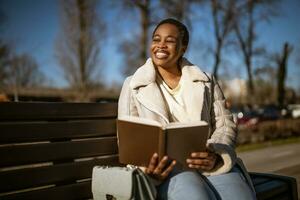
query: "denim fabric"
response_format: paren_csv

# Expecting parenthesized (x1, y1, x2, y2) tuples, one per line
(156, 167, 256, 200)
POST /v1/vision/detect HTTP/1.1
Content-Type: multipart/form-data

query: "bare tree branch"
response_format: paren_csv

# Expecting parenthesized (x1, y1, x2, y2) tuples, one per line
(119, 0, 152, 76)
(55, 0, 105, 100)
(233, 0, 281, 97)
(275, 42, 293, 107)
(210, 0, 235, 79)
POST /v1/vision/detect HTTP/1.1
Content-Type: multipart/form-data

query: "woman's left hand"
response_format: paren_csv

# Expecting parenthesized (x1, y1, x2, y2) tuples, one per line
(186, 152, 218, 171)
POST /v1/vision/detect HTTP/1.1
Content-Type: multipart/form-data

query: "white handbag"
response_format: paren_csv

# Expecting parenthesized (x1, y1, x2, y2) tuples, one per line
(92, 166, 156, 200)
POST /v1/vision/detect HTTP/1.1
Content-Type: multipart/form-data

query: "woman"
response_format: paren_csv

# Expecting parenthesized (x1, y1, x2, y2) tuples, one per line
(118, 18, 256, 200)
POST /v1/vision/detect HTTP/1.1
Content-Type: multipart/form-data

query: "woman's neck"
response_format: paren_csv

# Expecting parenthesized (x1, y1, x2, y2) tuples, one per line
(156, 64, 182, 89)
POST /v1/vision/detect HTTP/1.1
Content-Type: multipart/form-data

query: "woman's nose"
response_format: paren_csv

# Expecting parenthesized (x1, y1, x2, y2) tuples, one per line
(158, 40, 167, 48)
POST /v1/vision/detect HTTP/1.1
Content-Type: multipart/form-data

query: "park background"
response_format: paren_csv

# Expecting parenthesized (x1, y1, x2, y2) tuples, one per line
(1, 0, 300, 195)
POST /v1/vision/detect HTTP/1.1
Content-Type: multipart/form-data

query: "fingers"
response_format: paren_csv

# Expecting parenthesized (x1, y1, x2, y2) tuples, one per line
(187, 152, 218, 171)
(160, 160, 176, 178)
(153, 156, 168, 175)
(146, 153, 158, 174)
(186, 158, 212, 166)
(191, 152, 216, 159)
(186, 159, 211, 165)
(145, 154, 176, 181)
(188, 164, 212, 171)
(186, 158, 215, 170)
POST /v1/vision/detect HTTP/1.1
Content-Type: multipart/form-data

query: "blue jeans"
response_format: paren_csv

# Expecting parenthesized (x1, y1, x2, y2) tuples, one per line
(156, 167, 256, 200)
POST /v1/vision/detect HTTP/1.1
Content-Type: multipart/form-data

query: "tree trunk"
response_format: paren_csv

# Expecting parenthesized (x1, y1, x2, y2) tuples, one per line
(245, 56, 254, 94)
(213, 41, 221, 79)
(139, 1, 149, 62)
(277, 42, 292, 108)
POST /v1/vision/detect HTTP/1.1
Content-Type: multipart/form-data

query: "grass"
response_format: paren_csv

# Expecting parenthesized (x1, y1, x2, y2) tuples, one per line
(236, 136, 300, 152)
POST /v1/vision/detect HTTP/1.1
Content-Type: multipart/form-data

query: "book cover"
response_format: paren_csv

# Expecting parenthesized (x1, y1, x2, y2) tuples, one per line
(117, 116, 209, 168)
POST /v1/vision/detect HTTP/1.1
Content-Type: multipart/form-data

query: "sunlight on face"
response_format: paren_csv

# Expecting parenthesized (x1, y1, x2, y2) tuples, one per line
(151, 23, 186, 69)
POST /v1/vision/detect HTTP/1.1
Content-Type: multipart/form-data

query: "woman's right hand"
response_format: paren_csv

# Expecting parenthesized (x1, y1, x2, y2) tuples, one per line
(145, 153, 176, 181)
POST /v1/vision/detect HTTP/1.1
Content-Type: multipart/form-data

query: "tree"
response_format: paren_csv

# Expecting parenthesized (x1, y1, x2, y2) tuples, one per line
(56, 0, 104, 100)
(0, 41, 10, 88)
(0, 7, 44, 101)
(209, 0, 235, 79)
(233, 0, 280, 96)
(119, 0, 152, 76)
(0, 8, 10, 89)
(9, 53, 44, 101)
(159, 0, 202, 27)
(253, 66, 277, 104)
(275, 42, 293, 107)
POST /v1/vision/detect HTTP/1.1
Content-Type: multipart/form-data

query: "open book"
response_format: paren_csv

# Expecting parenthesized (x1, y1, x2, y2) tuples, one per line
(117, 116, 209, 168)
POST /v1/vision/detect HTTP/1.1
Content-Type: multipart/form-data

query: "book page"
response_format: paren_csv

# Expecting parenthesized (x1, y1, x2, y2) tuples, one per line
(118, 115, 162, 128)
(165, 122, 209, 168)
(117, 118, 164, 167)
(164, 120, 208, 129)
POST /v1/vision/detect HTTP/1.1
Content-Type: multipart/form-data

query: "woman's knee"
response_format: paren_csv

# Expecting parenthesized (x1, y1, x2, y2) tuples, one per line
(167, 171, 217, 200)
(208, 171, 256, 200)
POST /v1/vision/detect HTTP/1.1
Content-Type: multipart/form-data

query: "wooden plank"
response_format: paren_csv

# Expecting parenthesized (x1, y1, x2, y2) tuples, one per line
(0, 138, 118, 167)
(0, 102, 118, 120)
(0, 181, 92, 200)
(0, 119, 116, 143)
(0, 156, 120, 193)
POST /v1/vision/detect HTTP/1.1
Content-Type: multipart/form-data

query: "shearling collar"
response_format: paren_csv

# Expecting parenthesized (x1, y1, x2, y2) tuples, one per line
(129, 57, 210, 89)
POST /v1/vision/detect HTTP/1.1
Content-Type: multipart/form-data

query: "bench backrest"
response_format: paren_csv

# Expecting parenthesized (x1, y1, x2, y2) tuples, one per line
(0, 102, 119, 200)
(0, 102, 298, 200)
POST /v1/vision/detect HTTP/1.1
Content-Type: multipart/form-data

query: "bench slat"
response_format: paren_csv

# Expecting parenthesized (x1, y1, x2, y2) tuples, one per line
(0, 181, 92, 200)
(0, 119, 116, 143)
(0, 156, 119, 193)
(0, 102, 118, 120)
(0, 138, 118, 167)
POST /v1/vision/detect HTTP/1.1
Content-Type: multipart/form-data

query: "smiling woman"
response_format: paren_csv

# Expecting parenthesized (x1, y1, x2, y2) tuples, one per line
(151, 20, 188, 89)
(118, 18, 256, 200)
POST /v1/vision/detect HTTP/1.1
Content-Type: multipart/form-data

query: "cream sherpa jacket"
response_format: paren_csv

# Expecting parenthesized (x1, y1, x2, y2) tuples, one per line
(118, 57, 237, 176)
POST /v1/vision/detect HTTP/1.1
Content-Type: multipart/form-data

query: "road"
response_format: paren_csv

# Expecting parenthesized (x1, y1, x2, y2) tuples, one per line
(238, 142, 300, 197)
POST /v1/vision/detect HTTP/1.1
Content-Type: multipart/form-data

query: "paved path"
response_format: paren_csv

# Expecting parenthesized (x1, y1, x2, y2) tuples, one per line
(238, 142, 300, 198)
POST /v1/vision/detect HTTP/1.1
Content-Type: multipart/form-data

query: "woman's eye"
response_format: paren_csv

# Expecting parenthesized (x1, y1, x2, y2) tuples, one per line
(166, 40, 175, 43)
(152, 38, 160, 42)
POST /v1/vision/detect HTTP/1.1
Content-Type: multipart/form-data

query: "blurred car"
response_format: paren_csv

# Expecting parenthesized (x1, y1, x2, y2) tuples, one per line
(288, 104, 300, 118)
(230, 107, 260, 128)
(258, 105, 281, 121)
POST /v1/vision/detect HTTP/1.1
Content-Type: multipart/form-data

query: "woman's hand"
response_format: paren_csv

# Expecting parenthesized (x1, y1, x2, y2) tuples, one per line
(145, 153, 176, 181)
(186, 152, 218, 171)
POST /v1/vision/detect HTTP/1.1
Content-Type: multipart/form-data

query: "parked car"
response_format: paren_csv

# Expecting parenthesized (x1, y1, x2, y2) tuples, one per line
(258, 105, 281, 121)
(230, 106, 260, 128)
(288, 104, 300, 118)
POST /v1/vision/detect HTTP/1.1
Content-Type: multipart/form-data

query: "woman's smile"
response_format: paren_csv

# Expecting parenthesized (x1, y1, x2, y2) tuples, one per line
(155, 50, 169, 59)
(150, 23, 185, 69)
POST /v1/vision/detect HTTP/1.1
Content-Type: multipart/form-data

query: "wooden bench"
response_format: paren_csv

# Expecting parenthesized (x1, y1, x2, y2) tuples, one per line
(0, 102, 298, 200)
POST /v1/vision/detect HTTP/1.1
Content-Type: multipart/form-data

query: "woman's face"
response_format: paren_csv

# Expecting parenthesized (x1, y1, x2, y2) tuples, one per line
(151, 23, 186, 69)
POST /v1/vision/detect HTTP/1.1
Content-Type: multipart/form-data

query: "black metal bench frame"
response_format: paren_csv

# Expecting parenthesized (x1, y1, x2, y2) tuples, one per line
(0, 102, 298, 200)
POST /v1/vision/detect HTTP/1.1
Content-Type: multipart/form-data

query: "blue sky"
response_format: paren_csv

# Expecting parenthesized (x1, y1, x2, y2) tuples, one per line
(1, 0, 299, 90)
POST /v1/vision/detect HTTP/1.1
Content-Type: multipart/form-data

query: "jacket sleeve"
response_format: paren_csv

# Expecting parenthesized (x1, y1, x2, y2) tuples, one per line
(204, 76, 238, 176)
(118, 76, 138, 118)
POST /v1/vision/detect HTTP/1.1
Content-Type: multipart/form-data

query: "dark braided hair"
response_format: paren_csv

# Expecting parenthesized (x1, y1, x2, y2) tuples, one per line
(152, 18, 189, 48)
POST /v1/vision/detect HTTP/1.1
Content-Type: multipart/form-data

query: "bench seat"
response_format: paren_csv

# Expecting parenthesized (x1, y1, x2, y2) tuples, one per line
(0, 102, 298, 200)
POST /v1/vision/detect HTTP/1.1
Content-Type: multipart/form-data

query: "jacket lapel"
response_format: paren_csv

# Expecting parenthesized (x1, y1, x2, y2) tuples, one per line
(182, 81, 205, 121)
(180, 58, 210, 121)
(129, 57, 211, 124)
(135, 83, 169, 123)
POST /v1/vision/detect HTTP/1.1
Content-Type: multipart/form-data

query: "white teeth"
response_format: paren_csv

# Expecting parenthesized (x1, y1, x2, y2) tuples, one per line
(156, 52, 168, 59)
